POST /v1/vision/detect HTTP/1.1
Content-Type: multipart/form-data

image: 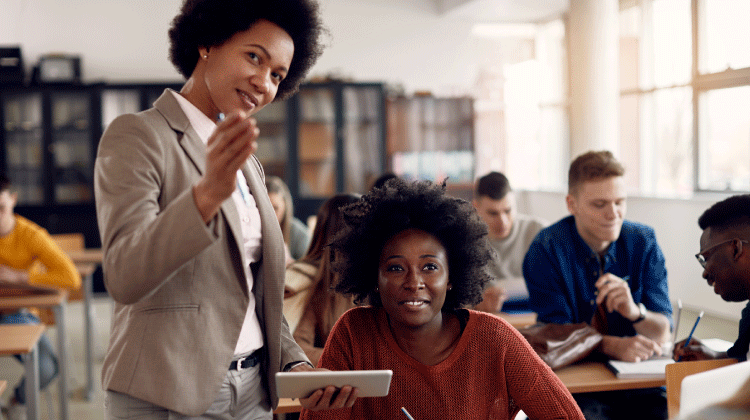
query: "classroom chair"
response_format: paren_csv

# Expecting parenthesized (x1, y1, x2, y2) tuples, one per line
(665, 358, 737, 418)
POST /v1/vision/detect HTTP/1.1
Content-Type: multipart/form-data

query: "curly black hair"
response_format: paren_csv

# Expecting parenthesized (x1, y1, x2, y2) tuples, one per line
(331, 178, 494, 310)
(168, 0, 326, 100)
(698, 194, 750, 232)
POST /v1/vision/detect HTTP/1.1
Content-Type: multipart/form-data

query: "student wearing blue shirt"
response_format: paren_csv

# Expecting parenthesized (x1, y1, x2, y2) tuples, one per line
(523, 150, 672, 420)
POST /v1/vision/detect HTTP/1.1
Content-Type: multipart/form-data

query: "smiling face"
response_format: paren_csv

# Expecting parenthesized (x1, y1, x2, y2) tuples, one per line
(191, 19, 294, 119)
(699, 228, 750, 302)
(566, 176, 626, 254)
(473, 193, 516, 240)
(378, 228, 451, 331)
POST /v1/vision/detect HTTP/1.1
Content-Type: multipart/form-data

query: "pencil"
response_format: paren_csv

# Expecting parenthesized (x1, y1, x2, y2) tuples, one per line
(677, 310, 704, 362)
(401, 407, 415, 420)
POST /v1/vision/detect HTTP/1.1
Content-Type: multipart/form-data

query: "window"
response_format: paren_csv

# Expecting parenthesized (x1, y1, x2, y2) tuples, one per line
(472, 19, 568, 191)
(620, 0, 750, 195)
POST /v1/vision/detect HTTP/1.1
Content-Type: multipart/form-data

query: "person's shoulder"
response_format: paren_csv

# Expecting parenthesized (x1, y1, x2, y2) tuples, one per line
(13, 215, 46, 237)
(619, 220, 658, 242)
(291, 217, 309, 233)
(466, 309, 516, 334)
(531, 215, 574, 245)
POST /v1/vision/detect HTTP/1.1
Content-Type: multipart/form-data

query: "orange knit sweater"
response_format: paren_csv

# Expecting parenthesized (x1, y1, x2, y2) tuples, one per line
(300, 307, 583, 420)
(0, 215, 80, 290)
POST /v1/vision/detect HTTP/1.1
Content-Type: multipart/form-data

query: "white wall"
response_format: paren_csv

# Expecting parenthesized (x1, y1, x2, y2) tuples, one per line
(516, 190, 746, 321)
(0, 0, 481, 94)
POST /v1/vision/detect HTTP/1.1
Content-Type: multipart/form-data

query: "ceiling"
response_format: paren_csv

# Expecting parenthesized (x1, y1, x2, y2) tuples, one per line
(352, 0, 569, 22)
(438, 0, 569, 23)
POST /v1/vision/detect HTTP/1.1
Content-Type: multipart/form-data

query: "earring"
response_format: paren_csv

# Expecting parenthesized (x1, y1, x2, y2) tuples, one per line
(202, 54, 208, 59)
(448, 286, 452, 291)
(374, 287, 379, 292)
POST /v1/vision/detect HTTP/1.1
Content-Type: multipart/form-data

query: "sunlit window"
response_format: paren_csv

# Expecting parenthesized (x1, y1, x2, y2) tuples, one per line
(698, 86, 750, 191)
(701, 0, 750, 73)
(477, 19, 567, 191)
(619, 0, 692, 196)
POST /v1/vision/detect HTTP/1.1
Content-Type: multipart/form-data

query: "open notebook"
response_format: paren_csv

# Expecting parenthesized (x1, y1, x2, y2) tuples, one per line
(607, 357, 675, 379)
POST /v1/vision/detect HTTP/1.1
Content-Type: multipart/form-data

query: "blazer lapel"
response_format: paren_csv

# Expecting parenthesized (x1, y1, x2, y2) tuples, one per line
(153, 90, 249, 283)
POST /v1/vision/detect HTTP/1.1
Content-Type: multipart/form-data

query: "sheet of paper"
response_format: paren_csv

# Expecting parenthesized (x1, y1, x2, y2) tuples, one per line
(701, 338, 733, 353)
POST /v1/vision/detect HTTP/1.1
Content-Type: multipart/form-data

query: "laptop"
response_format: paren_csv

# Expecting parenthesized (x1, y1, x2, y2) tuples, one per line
(680, 360, 750, 417)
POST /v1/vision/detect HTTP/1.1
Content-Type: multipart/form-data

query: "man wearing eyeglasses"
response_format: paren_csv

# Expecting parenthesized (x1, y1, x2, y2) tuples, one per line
(673, 194, 750, 362)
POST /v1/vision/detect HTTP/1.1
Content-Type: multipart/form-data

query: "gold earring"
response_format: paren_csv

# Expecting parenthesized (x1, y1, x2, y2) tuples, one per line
(203, 55, 208, 59)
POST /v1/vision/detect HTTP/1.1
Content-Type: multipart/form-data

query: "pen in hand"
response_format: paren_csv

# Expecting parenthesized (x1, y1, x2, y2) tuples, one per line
(677, 310, 704, 362)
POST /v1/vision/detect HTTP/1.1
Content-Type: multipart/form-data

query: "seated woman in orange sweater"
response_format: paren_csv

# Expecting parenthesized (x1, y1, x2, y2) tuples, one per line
(0, 174, 80, 417)
(300, 178, 583, 420)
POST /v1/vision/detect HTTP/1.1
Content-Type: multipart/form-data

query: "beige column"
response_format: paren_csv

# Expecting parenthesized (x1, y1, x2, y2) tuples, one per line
(568, 0, 620, 158)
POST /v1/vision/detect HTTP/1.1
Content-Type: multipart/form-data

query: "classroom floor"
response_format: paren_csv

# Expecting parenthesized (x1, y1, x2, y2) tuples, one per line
(0, 298, 740, 420)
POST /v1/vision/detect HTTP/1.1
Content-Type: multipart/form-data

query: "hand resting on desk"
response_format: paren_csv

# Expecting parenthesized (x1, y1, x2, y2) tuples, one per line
(601, 334, 663, 363)
(289, 364, 359, 411)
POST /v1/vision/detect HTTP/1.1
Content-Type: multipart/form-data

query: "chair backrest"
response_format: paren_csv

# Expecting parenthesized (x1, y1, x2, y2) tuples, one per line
(665, 358, 738, 418)
(679, 360, 750, 418)
(50, 233, 85, 252)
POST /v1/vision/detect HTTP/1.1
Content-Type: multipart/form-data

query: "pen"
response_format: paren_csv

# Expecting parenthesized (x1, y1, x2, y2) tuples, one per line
(594, 275, 629, 296)
(677, 310, 704, 362)
(401, 407, 415, 420)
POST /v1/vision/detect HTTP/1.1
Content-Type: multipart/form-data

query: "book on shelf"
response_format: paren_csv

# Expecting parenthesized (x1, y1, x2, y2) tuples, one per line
(607, 357, 675, 379)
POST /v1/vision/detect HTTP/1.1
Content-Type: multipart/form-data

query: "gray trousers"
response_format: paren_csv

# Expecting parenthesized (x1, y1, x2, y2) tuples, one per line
(105, 353, 273, 420)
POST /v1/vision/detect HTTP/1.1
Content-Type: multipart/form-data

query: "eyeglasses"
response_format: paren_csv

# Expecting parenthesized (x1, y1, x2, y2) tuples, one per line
(695, 238, 749, 268)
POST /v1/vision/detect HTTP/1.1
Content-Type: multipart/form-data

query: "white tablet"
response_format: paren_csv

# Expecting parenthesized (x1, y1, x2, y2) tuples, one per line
(275, 370, 393, 399)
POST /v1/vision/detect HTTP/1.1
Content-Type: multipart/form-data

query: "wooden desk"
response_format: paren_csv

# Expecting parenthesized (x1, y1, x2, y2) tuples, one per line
(496, 312, 537, 329)
(273, 359, 667, 414)
(74, 262, 97, 401)
(275, 398, 303, 414)
(0, 324, 46, 420)
(556, 361, 666, 393)
(66, 249, 103, 265)
(0, 290, 70, 420)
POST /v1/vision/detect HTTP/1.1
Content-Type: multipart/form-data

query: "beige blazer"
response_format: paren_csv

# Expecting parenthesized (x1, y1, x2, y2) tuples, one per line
(94, 90, 308, 416)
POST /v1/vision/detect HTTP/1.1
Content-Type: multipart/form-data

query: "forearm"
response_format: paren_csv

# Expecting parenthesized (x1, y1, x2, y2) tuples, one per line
(632, 311, 671, 344)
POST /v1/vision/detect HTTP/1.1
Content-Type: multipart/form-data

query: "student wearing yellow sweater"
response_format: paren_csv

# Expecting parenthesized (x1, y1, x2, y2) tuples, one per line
(0, 174, 80, 419)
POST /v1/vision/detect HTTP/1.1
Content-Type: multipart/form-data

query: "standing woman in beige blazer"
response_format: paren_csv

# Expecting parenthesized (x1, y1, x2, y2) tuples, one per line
(94, 0, 357, 418)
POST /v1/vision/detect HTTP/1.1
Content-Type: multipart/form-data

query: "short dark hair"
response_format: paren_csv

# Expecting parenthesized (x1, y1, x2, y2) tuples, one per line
(698, 194, 750, 232)
(475, 171, 511, 200)
(331, 178, 494, 309)
(168, 0, 326, 100)
(568, 150, 625, 194)
(0, 174, 10, 193)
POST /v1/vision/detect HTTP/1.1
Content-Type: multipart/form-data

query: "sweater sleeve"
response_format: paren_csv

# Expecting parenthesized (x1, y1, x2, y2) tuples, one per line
(499, 319, 584, 419)
(26, 226, 81, 290)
